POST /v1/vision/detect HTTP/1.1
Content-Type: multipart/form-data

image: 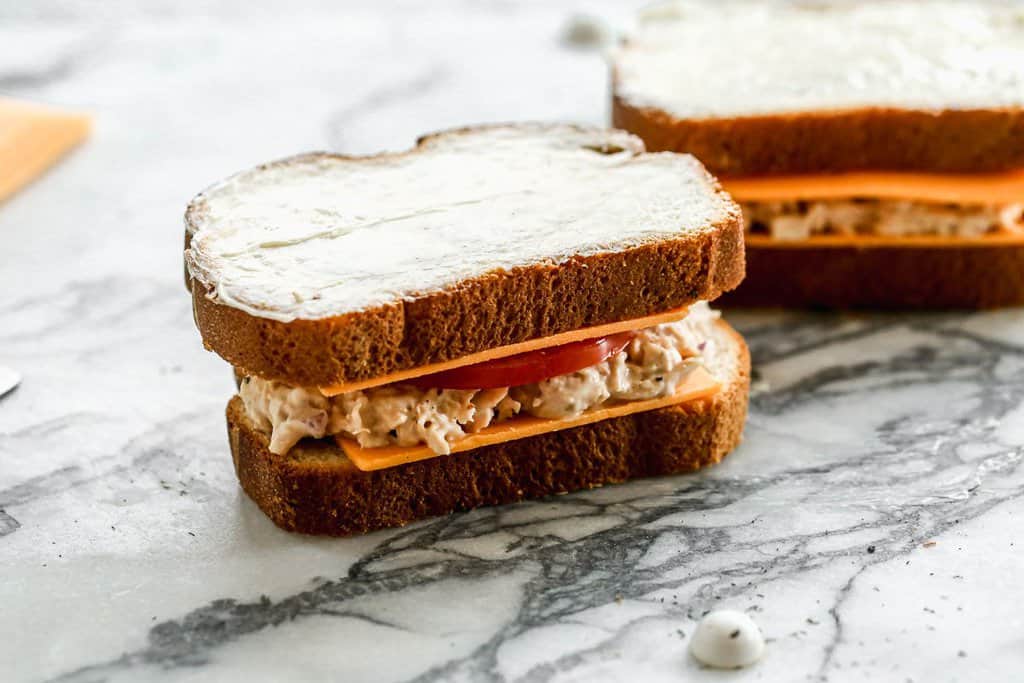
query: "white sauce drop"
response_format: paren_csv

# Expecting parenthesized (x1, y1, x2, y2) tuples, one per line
(689, 609, 764, 669)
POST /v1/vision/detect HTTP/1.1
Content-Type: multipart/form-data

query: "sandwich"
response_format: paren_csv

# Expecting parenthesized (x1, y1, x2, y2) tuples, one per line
(612, 0, 1024, 308)
(184, 124, 750, 536)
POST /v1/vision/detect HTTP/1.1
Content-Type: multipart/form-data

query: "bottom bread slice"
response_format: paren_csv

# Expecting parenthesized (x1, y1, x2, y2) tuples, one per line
(226, 321, 751, 536)
(721, 241, 1024, 309)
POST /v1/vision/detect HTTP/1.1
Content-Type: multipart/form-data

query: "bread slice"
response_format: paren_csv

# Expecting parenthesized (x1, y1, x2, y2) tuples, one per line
(185, 124, 744, 387)
(721, 240, 1024, 309)
(227, 319, 749, 536)
(611, 1, 1024, 176)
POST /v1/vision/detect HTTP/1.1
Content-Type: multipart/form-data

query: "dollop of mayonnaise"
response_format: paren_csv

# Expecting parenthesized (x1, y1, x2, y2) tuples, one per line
(689, 610, 764, 669)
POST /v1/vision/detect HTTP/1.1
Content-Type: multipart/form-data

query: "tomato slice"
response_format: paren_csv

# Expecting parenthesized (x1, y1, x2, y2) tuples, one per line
(408, 331, 636, 390)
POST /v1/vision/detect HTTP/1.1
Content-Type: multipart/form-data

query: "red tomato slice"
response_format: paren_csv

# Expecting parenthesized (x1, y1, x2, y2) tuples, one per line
(408, 331, 636, 390)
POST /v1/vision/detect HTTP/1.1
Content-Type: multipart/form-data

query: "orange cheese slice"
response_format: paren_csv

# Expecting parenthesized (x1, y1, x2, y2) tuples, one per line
(0, 98, 90, 203)
(723, 170, 1024, 205)
(319, 305, 693, 396)
(745, 231, 1024, 249)
(339, 365, 721, 471)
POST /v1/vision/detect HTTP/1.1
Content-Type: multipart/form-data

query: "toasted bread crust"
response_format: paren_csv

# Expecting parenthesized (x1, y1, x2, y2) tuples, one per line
(227, 325, 750, 536)
(721, 241, 1024, 309)
(612, 95, 1024, 177)
(192, 214, 745, 387)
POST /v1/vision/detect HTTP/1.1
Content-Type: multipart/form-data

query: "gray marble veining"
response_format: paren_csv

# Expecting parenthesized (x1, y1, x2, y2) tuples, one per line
(1, 2, 1023, 682)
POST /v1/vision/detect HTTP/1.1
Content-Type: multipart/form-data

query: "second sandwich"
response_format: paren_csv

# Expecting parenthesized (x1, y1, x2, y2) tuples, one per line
(613, 0, 1024, 308)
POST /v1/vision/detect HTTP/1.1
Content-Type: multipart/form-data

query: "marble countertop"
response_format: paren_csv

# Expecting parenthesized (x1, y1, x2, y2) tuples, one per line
(2, 2, 1023, 681)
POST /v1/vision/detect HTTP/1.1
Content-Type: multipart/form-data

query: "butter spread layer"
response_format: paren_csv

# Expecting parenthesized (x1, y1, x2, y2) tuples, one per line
(185, 126, 735, 322)
(614, 1, 1024, 117)
(239, 302, 720, 456)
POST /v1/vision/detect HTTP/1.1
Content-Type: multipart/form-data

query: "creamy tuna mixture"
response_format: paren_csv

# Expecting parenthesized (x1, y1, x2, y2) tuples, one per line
(743, 200, 1024, 241)
(240, 302, 720, 456)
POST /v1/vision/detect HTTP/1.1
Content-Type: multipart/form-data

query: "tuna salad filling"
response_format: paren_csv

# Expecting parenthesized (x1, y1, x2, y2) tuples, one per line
(743, 199, 1024, 241)
(239, 302, 721, 456)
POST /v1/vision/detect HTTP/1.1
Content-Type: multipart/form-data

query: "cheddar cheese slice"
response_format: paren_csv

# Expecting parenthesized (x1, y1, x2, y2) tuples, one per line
(723, 170, 1024, 205)
(319, 305, 692, 396)
(0, 98, 90, 203)
(339, 366, 721, 471)
(745, 232, 1024, 249)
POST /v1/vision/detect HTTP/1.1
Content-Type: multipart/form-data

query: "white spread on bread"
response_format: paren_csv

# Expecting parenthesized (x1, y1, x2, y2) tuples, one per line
(239, 303, 720, 456)
(744, 200, 1024, 241)
(184, 125, 736, 322)
(614, 1, 1024, 117)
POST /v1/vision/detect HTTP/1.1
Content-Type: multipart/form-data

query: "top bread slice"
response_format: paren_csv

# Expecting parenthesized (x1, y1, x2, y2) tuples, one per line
(611, 0, 1024, 176)
(185, 124, 744, 388)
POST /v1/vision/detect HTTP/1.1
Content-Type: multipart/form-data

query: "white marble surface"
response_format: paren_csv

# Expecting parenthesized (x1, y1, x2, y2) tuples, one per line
(2, 2, 1023, 682)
